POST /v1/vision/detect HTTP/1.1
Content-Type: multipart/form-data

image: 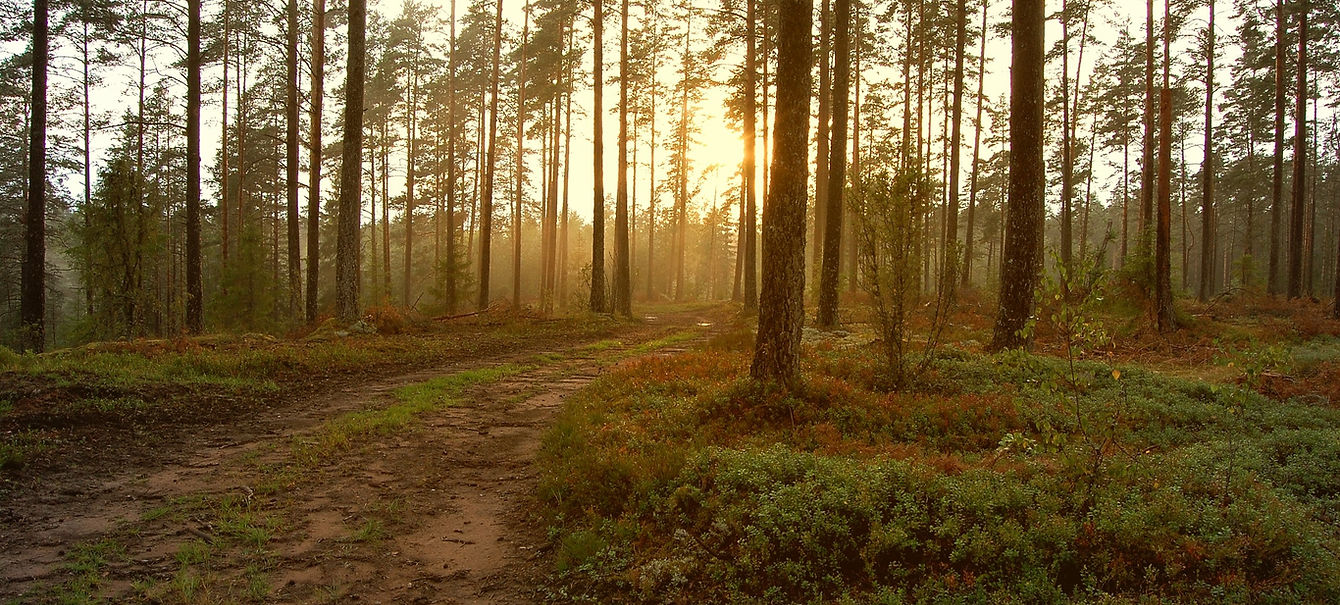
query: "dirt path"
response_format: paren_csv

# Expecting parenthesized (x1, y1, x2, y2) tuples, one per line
(0, 308, 722, 603)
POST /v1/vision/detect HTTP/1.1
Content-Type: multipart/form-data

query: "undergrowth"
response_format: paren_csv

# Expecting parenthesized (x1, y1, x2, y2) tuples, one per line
(539, 335, 1340, 603)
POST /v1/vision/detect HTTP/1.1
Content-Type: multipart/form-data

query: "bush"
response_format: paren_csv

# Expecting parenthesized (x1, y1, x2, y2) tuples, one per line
(540, 345, 1340, 603)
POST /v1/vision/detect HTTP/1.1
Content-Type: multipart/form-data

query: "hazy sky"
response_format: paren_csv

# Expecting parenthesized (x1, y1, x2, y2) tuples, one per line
(56, 0, 1285, 230)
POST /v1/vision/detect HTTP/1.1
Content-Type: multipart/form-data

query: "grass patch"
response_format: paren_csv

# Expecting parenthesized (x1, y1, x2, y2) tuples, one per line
(348, 518, 388, 543)
(0, 429, 53, 469)
(290, 364, 531, 466)
(540, 342, 1340, 603)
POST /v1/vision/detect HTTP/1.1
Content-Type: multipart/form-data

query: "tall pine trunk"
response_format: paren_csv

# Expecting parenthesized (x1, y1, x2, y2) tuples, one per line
(480, 0, 504, 309)
(590, 0, 607, 311)
(751, 0, 812, 384)
(816, 0, 850, 329)
(335, 0, 367, 323)
(513, 6, 529, 308)
(1154, 0, 1175, 330)
(286, 0, 301, 319)
(1198, 0, 1214, 302)
(743, 0, 759, 309)
(1269, 0, 1284, 295)
(1287, 0, 1307, 298)
(990, 0, 1044, 351)
(23, 0, 48, 351)
(944, 0, 966, 289)
(186, 0, 202, 333)
(613, 0, 632, 315)
(306, 0, 325, 321)
(962, 0, 988, 286)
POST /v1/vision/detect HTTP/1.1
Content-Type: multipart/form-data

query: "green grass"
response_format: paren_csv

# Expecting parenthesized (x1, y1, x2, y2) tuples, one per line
(0, 430, 52, 469)
(539, 340, 1340, 603)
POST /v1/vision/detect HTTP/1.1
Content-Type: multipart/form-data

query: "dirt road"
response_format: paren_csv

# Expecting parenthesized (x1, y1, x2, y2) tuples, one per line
(0, 308, 720, 603)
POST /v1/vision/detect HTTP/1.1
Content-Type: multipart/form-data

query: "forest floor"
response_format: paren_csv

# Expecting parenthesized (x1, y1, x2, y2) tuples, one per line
(0, 303, 728, 604)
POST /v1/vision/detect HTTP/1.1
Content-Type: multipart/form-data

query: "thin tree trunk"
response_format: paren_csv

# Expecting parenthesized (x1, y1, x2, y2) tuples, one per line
(23, 0, 48, 351)
(480, 0, 503, 309)
(286, 0, 301, 319)
(306, 0, 325, 320)
(944, 0, 966, 290)
(962, 0, 988, 287)
(186, 0, 202, 333)
(591, 0, 607, 311)
(1155, 0, 1175, 330)
(1270, 0, 1284, 295)
(1287, 0, 1307, 298)
(1198, 0, 1214, 301)
(812, 0, 831, 284)
(513, 4, 529, 307)
(743, 0, 759, 310)
(614, 0, 631, 315)
(446, 0, 458, 313)
(815, 0, 850, 329)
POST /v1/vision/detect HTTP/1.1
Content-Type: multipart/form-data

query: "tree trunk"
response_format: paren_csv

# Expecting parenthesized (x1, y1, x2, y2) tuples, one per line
(815, 0, 849, 329)
(306, 0, 325, 321)
(1140, 0, 1155, 280)
(480, 0, 504, 309)
(221, 0, 231, 272)
(1287, 0, 1307, 298)
(812, 0, 831, 284)
(962, 0, 988, 287)
(1155, 0, 1175, 330)
(614, 0, 631, 315)
(944, 0, 966, 289)
(335, 0, 366, 323)
(590, 0, 607, 312)
(23, 0, 48, 351)
(751, 0, 812, 384)
(1060, 0, 1074, 271)
(743, 0, 760, 310)
(990, 0, 1044, 351)
(560, 21, 574, 307)
(1269, 0, 1284, 295)
(446, 0, 459, 313)
(513, 5, 529, 308)
(286, 0, 301, 319)
(186, 0, 202, 333)
(1198, 0, 1214, 302)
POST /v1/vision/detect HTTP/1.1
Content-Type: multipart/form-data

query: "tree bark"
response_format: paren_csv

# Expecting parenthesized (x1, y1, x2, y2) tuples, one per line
(513, 5, 529, 308)
(1198, 0, 1214, 302)
(812, 0, 831, 285)
(446, 0, 459, 314)
(306, 0, 325, 321)
(590, 0, 607, 311)
(743, 0, 760, 310)
(944, 0, 967, 288)
(335, 0, 367, 323)
(614, 0, 632, 315)
(990, 0, 1044, 351)
(480, 0, 504, 310)
(815, 0, 849, 329)
(1269, 0, 1284, 295)
(286, 0, 301, 319)
(1287, 0, 1307, 298)
(751, 0, 812, 384)
(962, 0, 988, 287)
(186, 0, 202, 333)
(1155, 0, 1175, 330)
(23, 0, 48, 351)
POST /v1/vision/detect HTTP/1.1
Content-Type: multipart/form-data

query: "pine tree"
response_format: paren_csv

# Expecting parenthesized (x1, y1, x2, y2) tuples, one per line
(990, 0, 1044, 351)
(751, 0, 811, 384)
